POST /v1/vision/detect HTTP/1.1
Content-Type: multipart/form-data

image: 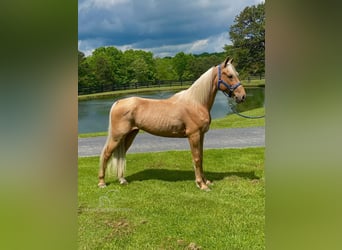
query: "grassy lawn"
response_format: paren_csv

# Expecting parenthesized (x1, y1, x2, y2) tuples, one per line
(78, 147, 265, 249)
(210, 107, 265, 129)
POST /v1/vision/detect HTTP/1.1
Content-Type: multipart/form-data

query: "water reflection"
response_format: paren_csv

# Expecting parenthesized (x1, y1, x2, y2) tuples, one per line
(78, 87, 264, 133)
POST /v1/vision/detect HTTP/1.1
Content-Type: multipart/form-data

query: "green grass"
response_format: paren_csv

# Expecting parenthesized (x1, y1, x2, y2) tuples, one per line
(78, 131, 108, 138)
(210, 107, 265, 129)
(242, 79, 265, 87)
(78, 148, 265, 249)
(78, 107, 265, 138)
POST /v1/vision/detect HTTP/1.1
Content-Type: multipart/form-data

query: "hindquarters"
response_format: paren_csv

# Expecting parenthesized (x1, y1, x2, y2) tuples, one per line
(98, 100, 139, 187)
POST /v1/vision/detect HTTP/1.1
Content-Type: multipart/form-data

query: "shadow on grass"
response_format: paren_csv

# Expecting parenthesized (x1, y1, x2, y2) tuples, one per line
(124, 169, 259, 183)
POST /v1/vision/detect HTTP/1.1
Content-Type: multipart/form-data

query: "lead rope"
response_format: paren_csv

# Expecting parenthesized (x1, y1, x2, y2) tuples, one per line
(228, 98, 265, 119)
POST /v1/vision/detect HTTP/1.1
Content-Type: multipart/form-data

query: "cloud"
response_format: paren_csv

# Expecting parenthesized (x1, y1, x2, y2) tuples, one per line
(78, 0, 263, 57)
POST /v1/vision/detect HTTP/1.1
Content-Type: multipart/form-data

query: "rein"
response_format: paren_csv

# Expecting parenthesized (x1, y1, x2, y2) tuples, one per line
(217, 64, 241, 97)
(228, 98, 265, 119)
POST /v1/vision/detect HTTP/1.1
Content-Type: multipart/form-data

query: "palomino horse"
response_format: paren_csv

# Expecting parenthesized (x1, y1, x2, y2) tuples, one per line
(98, 57, 246, 190)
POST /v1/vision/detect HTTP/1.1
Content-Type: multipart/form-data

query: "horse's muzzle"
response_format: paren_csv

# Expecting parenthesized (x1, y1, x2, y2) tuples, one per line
(235, 94, 246, 103)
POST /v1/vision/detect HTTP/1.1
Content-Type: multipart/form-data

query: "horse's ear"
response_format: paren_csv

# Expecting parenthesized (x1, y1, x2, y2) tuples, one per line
(224, 57, 233, 67)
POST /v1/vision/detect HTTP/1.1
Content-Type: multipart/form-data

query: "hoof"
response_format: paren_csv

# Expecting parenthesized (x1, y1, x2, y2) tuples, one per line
(206, 180, 213, 186)
(196, 181, 211, 191)
(119, 178, 128, 185)
(200, 185, 211, 191)
(98, 183, 106, 188)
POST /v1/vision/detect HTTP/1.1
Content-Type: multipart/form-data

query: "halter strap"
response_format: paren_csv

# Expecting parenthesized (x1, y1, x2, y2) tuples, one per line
(217, 64, 241, 97)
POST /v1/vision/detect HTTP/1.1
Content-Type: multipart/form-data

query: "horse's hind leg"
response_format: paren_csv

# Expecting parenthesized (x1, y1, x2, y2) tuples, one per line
(125, 129, 139, 152)
(116, 129, 139, 185)
(98, 136, 120, 187)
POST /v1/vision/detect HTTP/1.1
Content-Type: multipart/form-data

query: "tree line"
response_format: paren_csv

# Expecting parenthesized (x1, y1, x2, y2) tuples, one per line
(78, 2, 264, 95)
(78, 50, 229, 94)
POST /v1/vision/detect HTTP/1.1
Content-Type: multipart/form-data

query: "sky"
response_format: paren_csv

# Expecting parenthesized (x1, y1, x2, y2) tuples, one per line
(78, 0, 264, 57)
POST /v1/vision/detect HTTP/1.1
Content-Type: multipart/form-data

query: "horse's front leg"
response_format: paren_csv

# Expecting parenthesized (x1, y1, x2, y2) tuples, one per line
(188, 132, 211, 190)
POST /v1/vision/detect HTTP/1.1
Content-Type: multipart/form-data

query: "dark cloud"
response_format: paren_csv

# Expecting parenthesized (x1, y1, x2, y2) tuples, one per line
(78, 0, 263, 56)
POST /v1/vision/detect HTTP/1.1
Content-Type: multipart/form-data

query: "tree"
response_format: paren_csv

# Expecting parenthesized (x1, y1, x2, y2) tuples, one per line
(129, 58, 150, 84)
(121, 49, 156, 86)
(192, 52, 226, 79)
(172, 52, 195, 81)
(86, 47, 123, 91)
(226, 2, 265, 76)
(155, 57, 177, 81)
(78, 50, 95, 94)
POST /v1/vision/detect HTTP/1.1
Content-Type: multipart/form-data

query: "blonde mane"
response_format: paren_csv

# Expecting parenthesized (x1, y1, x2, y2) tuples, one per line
(176, 67, 215, 105)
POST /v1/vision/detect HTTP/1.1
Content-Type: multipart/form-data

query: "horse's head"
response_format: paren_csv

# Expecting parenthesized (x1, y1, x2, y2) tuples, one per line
(217, 57, 246, 103)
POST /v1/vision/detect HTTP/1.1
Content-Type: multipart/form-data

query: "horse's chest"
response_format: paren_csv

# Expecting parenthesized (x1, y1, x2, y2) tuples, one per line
(184, 109, 211, 134)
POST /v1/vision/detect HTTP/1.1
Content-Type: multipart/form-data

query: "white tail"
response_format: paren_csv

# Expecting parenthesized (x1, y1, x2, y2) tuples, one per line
(100, 102, 126, 182)
(99, 134, 126, 179)
(109, 139, 126, 178)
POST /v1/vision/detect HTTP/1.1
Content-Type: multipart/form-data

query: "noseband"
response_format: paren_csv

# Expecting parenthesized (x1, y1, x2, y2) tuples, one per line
(217, 64, 241, 97)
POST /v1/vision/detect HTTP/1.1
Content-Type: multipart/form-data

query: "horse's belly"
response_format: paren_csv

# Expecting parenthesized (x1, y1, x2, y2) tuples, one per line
(138, 118, 187, 138)
(144, 128, 187, 138)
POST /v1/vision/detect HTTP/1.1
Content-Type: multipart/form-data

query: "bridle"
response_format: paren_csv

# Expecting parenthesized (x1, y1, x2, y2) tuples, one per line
(217, 64, 265, 119)
(217, 64, 241, 97)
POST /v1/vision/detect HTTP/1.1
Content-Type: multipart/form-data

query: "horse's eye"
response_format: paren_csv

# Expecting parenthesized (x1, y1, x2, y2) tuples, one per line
(228, 74, 233, 79)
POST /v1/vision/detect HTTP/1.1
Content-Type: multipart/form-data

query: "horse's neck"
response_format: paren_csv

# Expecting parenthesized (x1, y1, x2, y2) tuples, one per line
(182, 67, 217, 110)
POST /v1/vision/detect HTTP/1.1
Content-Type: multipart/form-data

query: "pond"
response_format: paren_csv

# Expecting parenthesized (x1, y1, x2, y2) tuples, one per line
(78, 87, 264, 133)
